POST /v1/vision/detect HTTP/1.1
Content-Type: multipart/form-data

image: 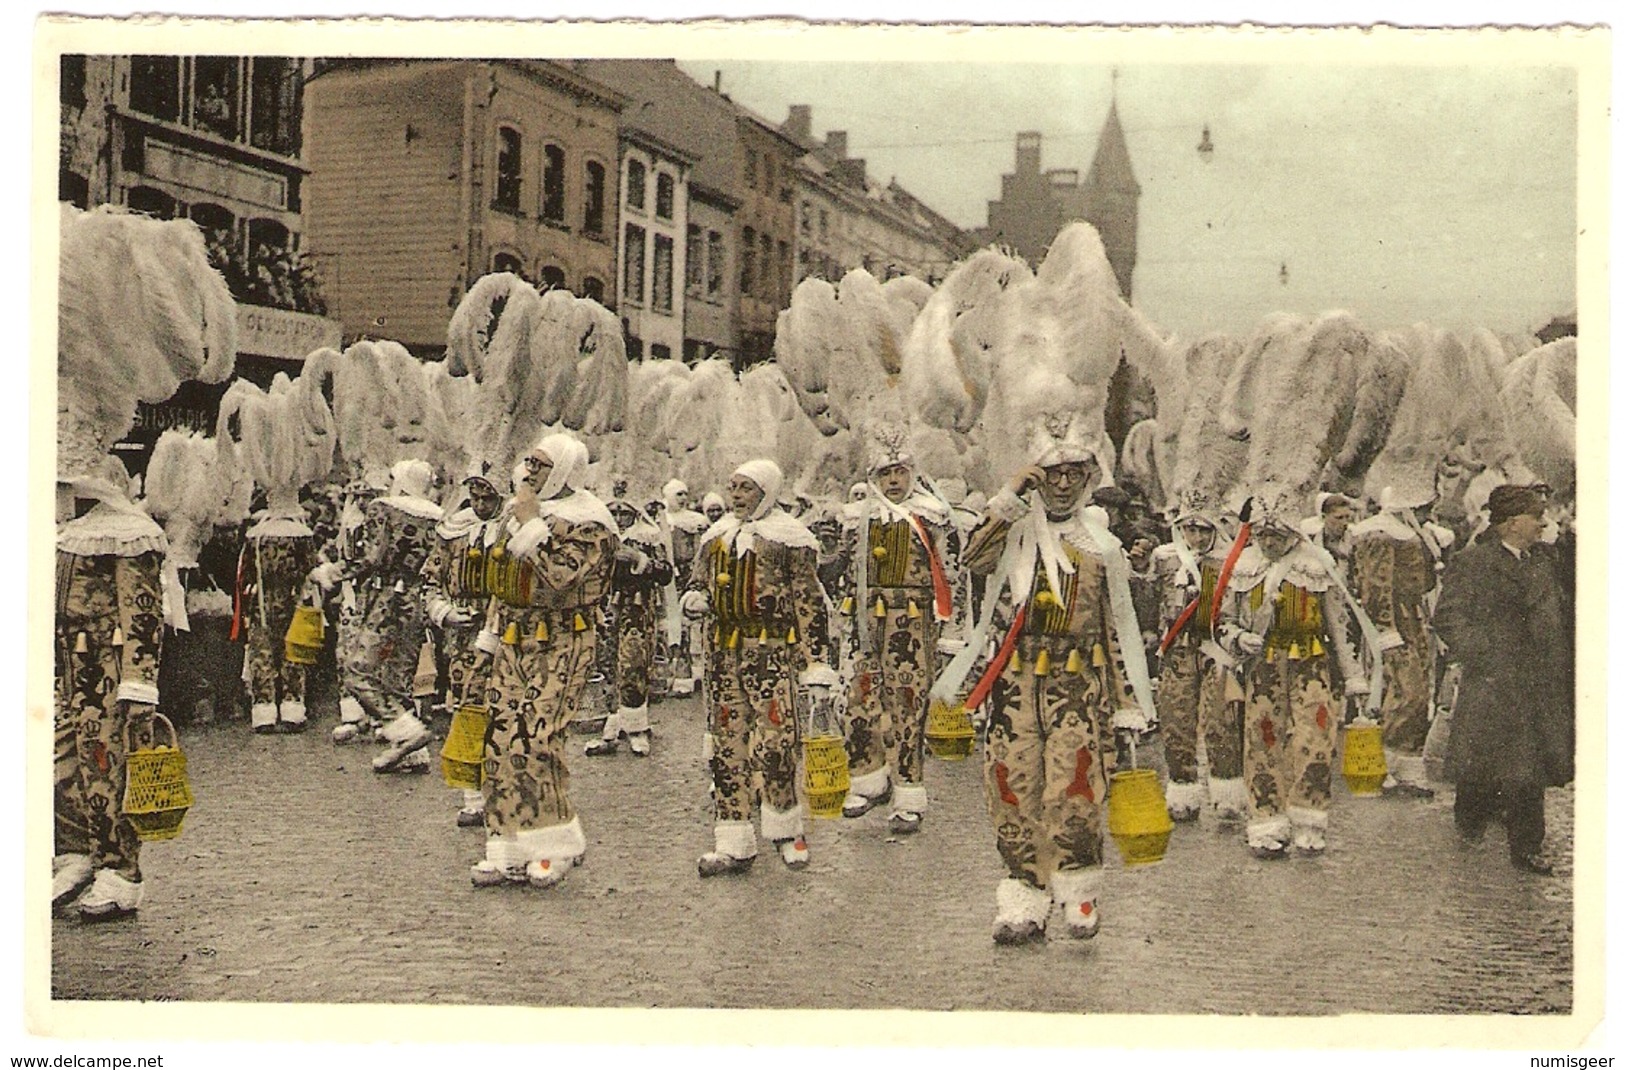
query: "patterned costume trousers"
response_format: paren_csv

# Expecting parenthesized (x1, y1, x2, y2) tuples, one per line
(1380, 606, 1436, 757)
(705, 642, 802, 824)
(339, 580, 426, 721)
(55, 637, 156, 881)
(615, 599, 659, 710)
(982, 639, 1116, 888)
(1243, 654, 1338, 818)
(844, 603, 937, 787)
(1159, 640, 1244, 785)
(482, 607, 597, 835)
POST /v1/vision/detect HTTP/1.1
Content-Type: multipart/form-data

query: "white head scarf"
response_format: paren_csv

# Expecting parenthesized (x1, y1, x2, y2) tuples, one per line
(701, 459, 816, 553)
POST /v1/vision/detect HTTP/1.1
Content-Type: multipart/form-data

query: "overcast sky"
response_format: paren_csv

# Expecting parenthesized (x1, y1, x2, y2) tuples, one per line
(678, 60, 1579, 339)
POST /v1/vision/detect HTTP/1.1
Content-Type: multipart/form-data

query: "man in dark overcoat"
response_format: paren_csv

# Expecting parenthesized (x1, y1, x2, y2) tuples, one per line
(1432, 484, 1572, 875)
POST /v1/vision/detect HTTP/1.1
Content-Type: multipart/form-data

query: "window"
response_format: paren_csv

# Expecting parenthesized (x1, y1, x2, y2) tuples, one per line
(625, 333, 644, 361)
(623, 224, 646, 304)
(682, 339, 706, 365)
(246, 219, 292, 306)
(542, 145, 565, 223)
(189, 203, 237, 280)
(584, 161, 605, 234)
(59, 169, 89, 209)
(739, 226, 755, 295)
(759, 231, 774, 297)
(763, 157, 775, 195)
(129, 55, 181, 122)
(650, 343, 672, 361)
(800, 201, 813, 236)
(685, 225, 704, 292)
(127, 185, 177, 220)
(744, 150, 757, 189)
(581, 276, 605, 304)
(61, 55, 87, 110)
(626, 159, 646, 210)
(538, 265, 566, 291)
(655, 172, 674, 220)
(707, 231, 725, 296)
(653, 235, 674, 313)
(818, 209, 828, 240)
(248, 57, 299, 155)
(192, 57, 240, 140)
(492, 252, 524, 276)
(778, 240, 790, 295)
(495, 127, 523, 212)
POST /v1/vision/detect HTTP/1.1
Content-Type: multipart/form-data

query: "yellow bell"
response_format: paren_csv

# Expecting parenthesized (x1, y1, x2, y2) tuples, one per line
(1033, 648, 1051, 677)
(1035, 590, 1056, 608)
(1065, 648, 1085, 674)
(573, 613, 587, 632)
(502, 622, 519, 645)
(872, 546, 887, 559)
(716, 572, 731, 586)
(1092, 643, 1107, 667)
(758, 628, 768, 643)
(907, 600, 921, 620)
(467, 546, 483, 560)
(393, 580, 406, 594)
(728, 628, 741, 649)
(111, 627, 125, 647)
(534, 620, 549, 642)
(490, 545, 506, 561)
(1310, 637, 1325, 657)
(874, 597, 887, 618)
(840, 596, 854, 615)
(1288, 642, 1302, 660)
(73, 631, 88, 654)
(786, 627, 797, 645)
(1009, 648, 1023, 674)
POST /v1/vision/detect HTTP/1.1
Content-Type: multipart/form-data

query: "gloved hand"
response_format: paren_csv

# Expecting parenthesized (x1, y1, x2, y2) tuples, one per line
(442, 606, 476, 627)
(1376, 629, 1405, 652)
(1236, 632, 1265, 656)
(679, 590, 709, 620)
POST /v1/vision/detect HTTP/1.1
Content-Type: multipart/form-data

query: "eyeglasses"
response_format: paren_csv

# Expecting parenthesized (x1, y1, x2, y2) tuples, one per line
(1043, 466, 1096, 487)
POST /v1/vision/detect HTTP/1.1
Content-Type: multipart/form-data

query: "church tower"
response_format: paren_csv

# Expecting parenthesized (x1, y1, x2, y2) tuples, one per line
(1079, 89, 1141, 299)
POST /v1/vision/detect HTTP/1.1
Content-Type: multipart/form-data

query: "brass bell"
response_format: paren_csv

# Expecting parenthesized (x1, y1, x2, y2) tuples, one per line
(111, 627, 125, 647)
(1008, 648, 1023, 674)
(907, 600, 921, 620)
(758, 628, 768, 643)
(1035, 590, 1057, 608)
(1288, 642, 1302, 660)
(573, 613, 588, 632)
(467, 546, 483, 560)
(1064, 648, 1085, 674)
(839, 596, 854, 615)
(727, 628, 741, 649)
(874, 596, 887, 618)
(786, 626, 797, 645)
(534, 620, 549, 642)
(490, 545, 506, 561)
(1092, 643, 1108, 667)
(502, 622, 519, 645)
(1034, 648, 1052, 677)
(73, 632, 88, 654)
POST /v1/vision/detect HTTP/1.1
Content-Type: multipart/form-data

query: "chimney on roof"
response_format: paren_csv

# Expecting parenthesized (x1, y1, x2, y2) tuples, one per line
(713, 70, 722, 93)
(785, 105, 812, 141)
(827, 130, 848, 159)
(836, 157, 867, 186)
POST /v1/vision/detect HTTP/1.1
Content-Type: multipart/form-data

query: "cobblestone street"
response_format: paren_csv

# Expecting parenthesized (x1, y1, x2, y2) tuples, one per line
(51, 694, 1574, 1017)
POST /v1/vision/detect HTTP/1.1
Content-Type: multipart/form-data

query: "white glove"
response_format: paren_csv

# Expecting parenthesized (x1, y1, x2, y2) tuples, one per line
(442, 606, 476, 627)
(1236, 632, 1265, 656)
(1376, 629, 1405, 652)
(679, 590, 709, 620)
(1344, 674, 1371, 697)
(1112, 706, 1150, 733)
(309, 561, 343, 591)
(798, 663, 839, 690)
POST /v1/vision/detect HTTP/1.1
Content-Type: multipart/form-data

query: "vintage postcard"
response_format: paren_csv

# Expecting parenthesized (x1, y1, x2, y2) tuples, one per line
(22, 8, 1611, 1066)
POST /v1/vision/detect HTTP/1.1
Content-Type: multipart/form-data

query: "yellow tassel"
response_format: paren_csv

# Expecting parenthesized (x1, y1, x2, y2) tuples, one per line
(490, 545, 506, 561)
(1009, 648, 1023, 674)
(1065, 648, 1084, 674)
(728, 628, 741, 649)
(1092, 643, 1107, 667)
(111, 627, 125, 647)
(467, 547, 483, 560)
(534, 620, 549, 642)
(872, 546, 887, 559)
(502, 622, 519, 645)
(786, 627, 797, 645)
(1034, 648, 1051, 677)
(74, 632, 88, 654)
(716, 571, 731, 586)
(907, 600, 921, 619)
(758, 628, 768, 643)
(874, 596, 887, 618)
(840, 596, 854, 615)
(1035, 590, 1056, 608)
(573, 613, 587, 632)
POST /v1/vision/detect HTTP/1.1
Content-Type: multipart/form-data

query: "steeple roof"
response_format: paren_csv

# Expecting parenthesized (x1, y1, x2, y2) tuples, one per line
(1084, 99, 1140, 197)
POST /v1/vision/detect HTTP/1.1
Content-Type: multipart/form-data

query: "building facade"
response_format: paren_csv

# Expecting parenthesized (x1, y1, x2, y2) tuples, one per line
(616, 131, 694, 362)
(982, 99, 1141, 297)
(733, 114, 801, 368)
(301, 59, 624, 354)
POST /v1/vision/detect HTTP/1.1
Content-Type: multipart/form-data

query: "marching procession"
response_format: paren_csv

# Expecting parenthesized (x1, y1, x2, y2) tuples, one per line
(53, 203, 1576, 955)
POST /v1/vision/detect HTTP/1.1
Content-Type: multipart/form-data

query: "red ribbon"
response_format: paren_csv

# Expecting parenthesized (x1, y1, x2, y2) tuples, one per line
(1158, 597, 1201, 656)
(964, 606, 1027, 712)
(911, 516, 954, 622)
(229, 546, 248, 643)
(1208, 523, 1252, 631)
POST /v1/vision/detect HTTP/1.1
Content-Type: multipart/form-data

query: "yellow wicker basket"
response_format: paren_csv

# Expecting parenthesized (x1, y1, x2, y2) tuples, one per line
(440, 704, 489, 789)
(925, 699, 976, 761)
(122, 714, 194, 842)
(283, 604, 326, 666)
(1107, 768, 1173, 866)
(804, 734, 850, 819)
